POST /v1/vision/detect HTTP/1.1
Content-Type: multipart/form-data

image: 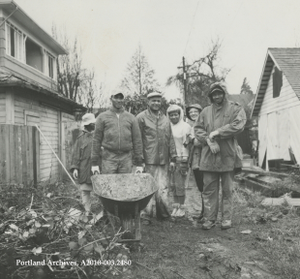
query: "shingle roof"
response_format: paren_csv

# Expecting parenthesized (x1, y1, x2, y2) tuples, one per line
(251, 48, 300, 117)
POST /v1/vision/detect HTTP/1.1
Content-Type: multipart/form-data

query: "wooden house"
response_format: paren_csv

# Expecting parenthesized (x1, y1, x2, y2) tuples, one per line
(0, 0, 85, 185)
(251, 48, 300, 170)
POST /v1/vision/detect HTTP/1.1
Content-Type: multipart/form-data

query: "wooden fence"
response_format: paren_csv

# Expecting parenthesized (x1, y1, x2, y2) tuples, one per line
(0, 124, 39, 186)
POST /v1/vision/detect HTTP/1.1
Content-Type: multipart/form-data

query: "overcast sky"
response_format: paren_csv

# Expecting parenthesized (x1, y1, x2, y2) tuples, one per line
(16, 0, 300, 100)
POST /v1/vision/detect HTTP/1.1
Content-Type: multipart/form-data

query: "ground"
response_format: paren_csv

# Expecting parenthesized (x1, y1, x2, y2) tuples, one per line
(0, 179, 299, 279)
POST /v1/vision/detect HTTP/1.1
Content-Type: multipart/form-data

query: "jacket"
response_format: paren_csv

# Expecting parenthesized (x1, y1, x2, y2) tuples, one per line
(137, 108, 177, 165)
(70, 130, 94, 184)
(91, 107, 143, 166)
(194, 97, 246, 172)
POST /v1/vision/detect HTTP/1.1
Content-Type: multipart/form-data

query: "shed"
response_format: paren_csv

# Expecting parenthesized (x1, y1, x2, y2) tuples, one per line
(251, 48, 300, 169)
(0, 0, 85, 185)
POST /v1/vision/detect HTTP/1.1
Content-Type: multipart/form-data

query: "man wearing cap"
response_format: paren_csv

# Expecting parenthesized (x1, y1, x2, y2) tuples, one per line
(136, 92, 177, 222)
(70, 113, 98, 214)
(194, 82, 246, 230)
(91, 93, 143, 175)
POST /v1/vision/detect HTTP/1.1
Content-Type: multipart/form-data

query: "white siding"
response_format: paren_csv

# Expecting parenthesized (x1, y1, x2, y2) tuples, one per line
(259, 66, 300, 116)
(14, 94, 59, 182)
(0, 93, 5, 123)
(258, 104, 300, 167)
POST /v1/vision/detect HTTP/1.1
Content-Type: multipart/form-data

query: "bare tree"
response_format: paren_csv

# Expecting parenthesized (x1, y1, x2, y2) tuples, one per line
(77, 70, 104, 112)
(167, 39, 230, 107)
(52, 25, 85, 102)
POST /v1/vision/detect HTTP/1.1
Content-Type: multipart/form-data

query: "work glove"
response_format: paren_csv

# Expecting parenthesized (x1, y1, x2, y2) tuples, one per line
(209, 130, 220, 141)
(135, 166, 144, 174)
(91, 166, 100, 175)
(207, 138, 220, 154)
(169, 162, 176, 172)
(72, 169, 78, 179)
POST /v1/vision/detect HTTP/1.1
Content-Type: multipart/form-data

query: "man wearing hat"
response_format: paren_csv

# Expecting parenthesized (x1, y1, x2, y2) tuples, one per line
(136, 92, 177, 222)
(194, 82, 246, 230)
(70, 113, 98, 214)
(91, 92, 143, 175)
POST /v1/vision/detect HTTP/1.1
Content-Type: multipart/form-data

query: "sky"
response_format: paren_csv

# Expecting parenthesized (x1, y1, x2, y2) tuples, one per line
(15, 0, 300, 101)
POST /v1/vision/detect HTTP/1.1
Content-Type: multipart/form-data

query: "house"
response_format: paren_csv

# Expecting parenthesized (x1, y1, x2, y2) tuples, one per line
(251, 48, 300, 170)
(0, 0, 85, 185)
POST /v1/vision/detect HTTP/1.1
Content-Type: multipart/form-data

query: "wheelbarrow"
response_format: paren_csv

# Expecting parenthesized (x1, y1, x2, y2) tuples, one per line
(91, 173, 158, 241)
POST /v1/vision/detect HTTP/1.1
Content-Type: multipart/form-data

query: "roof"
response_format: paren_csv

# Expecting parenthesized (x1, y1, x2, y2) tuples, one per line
(0, 0, 66, 55)
(251, 48, 300, 117)
(0, 68, 85, 113)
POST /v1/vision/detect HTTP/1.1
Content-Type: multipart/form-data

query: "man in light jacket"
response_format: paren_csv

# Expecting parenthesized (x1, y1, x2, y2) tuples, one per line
(194, 82, 246, 230)
(137, 92, 177, 223)
(91, 92, 143, 175)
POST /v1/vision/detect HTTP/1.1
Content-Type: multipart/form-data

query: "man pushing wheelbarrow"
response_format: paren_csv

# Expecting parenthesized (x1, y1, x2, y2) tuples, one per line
(90, 92, 147, 240)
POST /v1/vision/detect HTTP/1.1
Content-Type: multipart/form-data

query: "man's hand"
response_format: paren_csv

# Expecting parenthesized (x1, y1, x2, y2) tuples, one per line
(91, 166, 100, 175)
(207, 138, 220, 154)
(135, 166, 144, 174)
(209, 130, 219, 141)
(169, 162, 176, 172)
(72, 169, 78, 179)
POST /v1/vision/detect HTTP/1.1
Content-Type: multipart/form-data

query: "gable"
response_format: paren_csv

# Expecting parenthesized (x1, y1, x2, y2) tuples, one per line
(251, 48, 300, 117)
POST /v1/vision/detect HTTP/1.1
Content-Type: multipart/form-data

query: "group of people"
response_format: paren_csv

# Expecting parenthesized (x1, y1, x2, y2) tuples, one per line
(70, 81, 246, 230)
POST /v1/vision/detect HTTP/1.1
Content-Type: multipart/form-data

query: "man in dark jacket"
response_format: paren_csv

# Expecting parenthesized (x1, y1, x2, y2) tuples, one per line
(70, 113, 97, 213)
(137, 92, 177, 222)
(194, 82, 246, 230)
(91, 93, 143, 175)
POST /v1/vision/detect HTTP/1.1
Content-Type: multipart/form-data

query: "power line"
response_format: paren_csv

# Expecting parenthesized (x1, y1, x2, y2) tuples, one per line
(184, 0, 200, 56)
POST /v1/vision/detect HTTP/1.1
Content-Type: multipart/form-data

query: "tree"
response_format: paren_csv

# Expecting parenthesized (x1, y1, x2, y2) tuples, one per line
(120, 44, 160, 96)
(167, 39, 230, 108)
(77, 70, 105, 112)
(119, 44, 163, 115)
(52, 25, 105, 112)
(52, 25, 84, 102)
(240, 77, 254, 95)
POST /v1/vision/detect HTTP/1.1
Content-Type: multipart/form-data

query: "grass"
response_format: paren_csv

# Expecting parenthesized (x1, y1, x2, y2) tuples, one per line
(232, 182, 300, 279)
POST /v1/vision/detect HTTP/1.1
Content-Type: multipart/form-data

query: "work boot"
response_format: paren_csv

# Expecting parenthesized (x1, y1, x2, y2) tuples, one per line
(171, 203, 180, 217)
(221, 220, 232, 230)
(175, 205, 186, 218)
(202, 220, 216, 230)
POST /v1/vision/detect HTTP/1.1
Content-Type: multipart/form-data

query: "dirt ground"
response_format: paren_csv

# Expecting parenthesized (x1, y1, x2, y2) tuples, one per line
(1, 177, 298, 279)
(126, 214, 277, 279)
(101, 182, 291, 279)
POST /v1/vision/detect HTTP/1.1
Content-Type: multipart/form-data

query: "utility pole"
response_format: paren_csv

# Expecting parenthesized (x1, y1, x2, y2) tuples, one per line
(177, 56, 190, 114)
(182, 56, 187, 106)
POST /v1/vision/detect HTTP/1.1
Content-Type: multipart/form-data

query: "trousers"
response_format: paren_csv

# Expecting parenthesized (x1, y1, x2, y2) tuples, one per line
(202, 171, 233, 222)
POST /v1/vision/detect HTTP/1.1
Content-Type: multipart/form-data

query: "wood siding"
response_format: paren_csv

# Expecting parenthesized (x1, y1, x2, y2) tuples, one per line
(14, 94, 59, 182)
(0, 93, 5, 123)
(3, 56, 58, 92)
(259, 66, 300, 116)
(0, 124, 39, 185)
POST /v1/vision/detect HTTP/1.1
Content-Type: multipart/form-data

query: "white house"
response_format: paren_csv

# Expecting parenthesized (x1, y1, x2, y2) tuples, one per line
(251, 48, 300, 170)
(0, 0, 85, 185)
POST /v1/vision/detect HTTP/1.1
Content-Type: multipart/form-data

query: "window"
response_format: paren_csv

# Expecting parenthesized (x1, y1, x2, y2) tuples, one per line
(272, 67, 282, 98)
(5, 21, 56, 79)
(48, 53, 54, 79)
(6, 22, 25, 62)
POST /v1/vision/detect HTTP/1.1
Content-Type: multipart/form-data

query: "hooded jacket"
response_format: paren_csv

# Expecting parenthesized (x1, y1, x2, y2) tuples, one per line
(167, 104, 191, 158)
(91, 107, 143, 166)
(70, 129, 94, 184)
(186, 104, 203, 170)
(194, 82, 246, 172)
(137, 108, 177, 165)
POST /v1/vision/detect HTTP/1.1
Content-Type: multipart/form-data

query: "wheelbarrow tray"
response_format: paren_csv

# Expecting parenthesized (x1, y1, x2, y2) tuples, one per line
(91, 173, 158, 215)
